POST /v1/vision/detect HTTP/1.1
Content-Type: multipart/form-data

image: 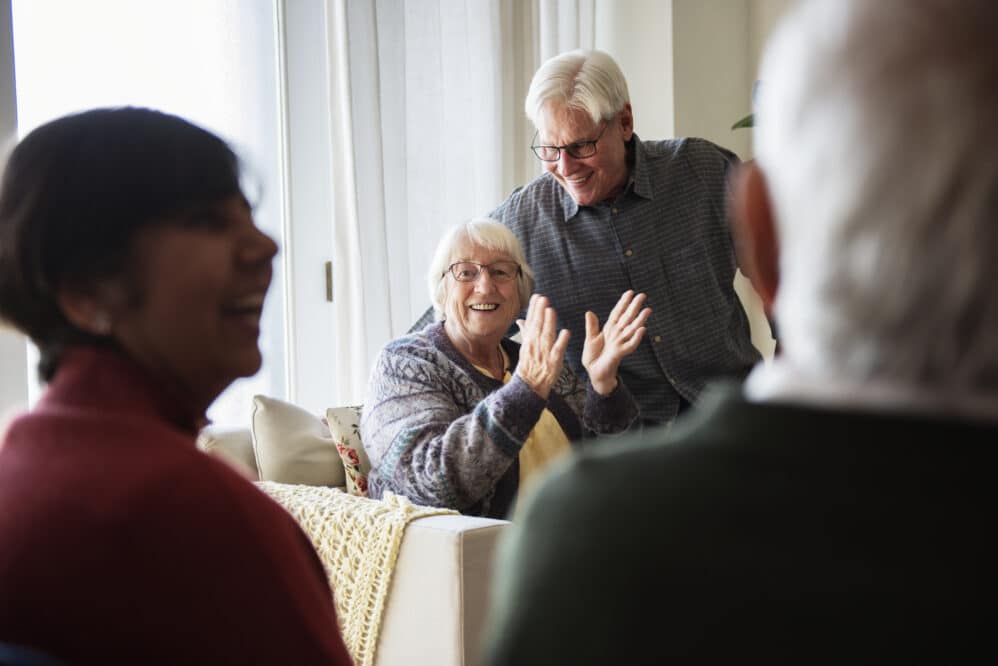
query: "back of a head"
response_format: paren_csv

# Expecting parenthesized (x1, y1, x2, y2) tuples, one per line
(756, 0, 998, 396)
(524, 49, 630, 126)
(0, 107, 243, 381)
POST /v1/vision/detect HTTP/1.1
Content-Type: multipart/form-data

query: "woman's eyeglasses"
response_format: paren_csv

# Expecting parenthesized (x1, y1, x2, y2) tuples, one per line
(444, 261, 521, 283)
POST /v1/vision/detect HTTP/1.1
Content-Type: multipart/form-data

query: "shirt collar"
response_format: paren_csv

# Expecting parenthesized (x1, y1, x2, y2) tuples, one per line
(628, 133, 654, 200)
(559, 179, 581, 219)
(744, 356, 998, 425)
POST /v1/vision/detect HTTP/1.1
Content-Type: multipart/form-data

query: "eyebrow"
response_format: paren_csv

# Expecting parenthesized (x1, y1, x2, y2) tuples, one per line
(454, 258, 513, 263)
(538, 136, 585, 146)
(536, 129, 600, 147)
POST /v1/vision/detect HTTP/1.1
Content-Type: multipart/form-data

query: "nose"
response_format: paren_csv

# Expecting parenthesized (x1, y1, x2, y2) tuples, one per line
(239, 225, 279, 267)
(473, 269, 496, 292)
(556, 150, 580, 174)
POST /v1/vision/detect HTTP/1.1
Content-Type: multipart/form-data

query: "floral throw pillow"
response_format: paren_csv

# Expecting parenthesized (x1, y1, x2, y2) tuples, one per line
(325, 405, 371, 497)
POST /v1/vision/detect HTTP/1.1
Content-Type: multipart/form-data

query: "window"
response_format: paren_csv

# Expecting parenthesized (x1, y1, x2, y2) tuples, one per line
(11, 0, 287, 427)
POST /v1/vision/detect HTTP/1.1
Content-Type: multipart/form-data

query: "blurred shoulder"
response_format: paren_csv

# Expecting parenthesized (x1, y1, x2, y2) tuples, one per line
(516, 426, 676, 527)
(517, 384, 755, 522)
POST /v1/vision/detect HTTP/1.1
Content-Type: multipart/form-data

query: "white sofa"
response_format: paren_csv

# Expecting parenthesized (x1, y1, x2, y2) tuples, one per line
(198, 401, 510, 666)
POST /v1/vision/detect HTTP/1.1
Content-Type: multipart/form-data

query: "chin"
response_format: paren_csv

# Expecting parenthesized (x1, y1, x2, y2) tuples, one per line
(570, 189, 597, 206)
(233, 349, 264, 378)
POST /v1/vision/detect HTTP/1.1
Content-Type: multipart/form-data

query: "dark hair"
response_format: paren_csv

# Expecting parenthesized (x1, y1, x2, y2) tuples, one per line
(0, 106, 245, 381)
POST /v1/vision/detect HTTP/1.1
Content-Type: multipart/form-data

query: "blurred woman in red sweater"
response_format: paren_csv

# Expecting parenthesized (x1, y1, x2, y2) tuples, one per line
(0, 107, 351, 665)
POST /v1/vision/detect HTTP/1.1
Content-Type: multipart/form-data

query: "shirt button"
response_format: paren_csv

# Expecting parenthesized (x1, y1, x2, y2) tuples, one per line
(653, 335, 662, 343)
(612, 207, 619, 214)
(624, 249, 633, 257)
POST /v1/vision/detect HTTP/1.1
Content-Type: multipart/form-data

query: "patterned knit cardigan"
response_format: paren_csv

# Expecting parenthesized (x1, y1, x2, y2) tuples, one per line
(360, 322, 639, 518)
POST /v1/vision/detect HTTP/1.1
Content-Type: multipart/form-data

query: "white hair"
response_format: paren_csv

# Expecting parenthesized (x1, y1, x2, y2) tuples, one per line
(756, 0, 998, 393)
(427, 218, 535, 321)
(524, 49, 630, 127)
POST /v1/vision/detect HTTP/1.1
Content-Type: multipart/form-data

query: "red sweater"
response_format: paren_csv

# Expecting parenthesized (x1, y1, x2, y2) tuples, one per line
(0, 347, 352, 665)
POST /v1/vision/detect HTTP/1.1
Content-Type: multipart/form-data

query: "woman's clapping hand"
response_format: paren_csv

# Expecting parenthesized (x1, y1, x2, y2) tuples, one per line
(515, 294, 570, 399)
(582, 290, 651, 395)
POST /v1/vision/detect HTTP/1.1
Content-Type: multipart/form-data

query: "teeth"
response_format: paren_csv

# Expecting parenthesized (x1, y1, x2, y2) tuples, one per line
(228, 294, 265, 309)
(470, 304, 499, 311)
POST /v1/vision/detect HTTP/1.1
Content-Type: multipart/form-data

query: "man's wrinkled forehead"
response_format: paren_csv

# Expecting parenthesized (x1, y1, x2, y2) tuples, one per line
(535, 103, 599, 144)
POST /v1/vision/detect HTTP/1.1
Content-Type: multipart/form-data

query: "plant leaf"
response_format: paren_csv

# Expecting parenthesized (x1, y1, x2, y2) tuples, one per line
(731, 113, 754, 130)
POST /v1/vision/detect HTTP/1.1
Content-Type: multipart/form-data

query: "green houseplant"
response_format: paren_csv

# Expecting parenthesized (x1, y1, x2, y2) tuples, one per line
(731, 112, 754, 130)
(731, 81, 761, 130)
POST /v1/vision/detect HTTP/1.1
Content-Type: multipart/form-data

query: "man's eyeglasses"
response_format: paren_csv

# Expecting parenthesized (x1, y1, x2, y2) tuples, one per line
(444, 261, 521, 283)
(530, 123, 607, 162)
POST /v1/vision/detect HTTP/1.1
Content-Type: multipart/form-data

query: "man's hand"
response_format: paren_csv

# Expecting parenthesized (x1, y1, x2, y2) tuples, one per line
(582, 290, 651, 395)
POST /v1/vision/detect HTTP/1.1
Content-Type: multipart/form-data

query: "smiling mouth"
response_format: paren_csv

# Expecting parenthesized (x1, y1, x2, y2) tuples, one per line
(469, 304, 499, 311)
(222, 293, 266, 320)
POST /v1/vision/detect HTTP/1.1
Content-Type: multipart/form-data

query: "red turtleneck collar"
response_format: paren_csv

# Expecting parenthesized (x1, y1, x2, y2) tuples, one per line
(37, 346, 209, 437)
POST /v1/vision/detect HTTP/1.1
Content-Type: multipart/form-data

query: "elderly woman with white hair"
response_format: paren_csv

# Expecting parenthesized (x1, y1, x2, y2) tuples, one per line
(361, 218, 650, 518)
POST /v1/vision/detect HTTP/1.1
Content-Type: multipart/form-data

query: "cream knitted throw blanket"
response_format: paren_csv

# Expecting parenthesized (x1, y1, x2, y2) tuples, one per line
(257, 482, 457, 666)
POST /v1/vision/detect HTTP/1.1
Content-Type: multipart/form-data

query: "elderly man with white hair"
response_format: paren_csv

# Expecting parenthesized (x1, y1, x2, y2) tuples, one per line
(500, 49, 763, 428)
(481, 1, 998, 663)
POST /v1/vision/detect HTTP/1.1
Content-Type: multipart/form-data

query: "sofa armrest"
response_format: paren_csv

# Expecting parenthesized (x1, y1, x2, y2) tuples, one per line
(377, 514, 509, 666)
(200, 422, 506, 665)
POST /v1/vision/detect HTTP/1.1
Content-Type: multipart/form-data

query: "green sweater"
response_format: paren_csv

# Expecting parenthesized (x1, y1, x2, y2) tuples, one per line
(481, 382, 998, 664)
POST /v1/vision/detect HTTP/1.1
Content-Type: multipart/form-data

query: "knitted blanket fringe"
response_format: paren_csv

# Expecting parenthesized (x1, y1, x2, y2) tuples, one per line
(257, 482, 457, 666)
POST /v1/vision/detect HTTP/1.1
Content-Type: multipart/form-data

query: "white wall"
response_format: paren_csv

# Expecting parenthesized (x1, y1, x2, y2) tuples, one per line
(673, 0, 752, 159)
(669, 0, 794, 360)
(673, 0, 794, 158)
(750, 0, 796, 80)
(0, 0, 28, 428)
(747, 0, 796, 157)
(594, 0, 674, 141)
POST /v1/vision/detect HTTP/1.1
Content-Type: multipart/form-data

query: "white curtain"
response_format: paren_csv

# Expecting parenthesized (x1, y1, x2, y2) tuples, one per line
(319, 0, 370, 405)
(345, 0, 519, 337)
(538, 0, 595, 59)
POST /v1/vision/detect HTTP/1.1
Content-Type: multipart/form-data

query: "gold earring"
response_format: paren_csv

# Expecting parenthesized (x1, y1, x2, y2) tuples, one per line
(91, 312, 111, 335)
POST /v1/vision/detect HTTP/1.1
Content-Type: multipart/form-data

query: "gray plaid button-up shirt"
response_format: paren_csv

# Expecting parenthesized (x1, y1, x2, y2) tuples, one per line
(489, 135, 760, 425)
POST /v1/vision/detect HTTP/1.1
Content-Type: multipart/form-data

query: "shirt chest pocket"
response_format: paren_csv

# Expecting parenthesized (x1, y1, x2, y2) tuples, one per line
(660, 246, 725, 333)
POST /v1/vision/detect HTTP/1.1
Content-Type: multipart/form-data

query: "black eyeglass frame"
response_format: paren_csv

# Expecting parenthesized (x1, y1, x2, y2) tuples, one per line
(530, 122, 608, 162)
(442, 260, 523, 283)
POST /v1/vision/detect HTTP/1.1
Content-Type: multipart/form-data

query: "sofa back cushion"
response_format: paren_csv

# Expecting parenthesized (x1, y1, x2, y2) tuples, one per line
(251, 394, 346, 487)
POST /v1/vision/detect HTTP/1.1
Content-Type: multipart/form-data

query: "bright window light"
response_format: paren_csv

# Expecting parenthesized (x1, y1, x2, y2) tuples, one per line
(11, 0, 287, 428)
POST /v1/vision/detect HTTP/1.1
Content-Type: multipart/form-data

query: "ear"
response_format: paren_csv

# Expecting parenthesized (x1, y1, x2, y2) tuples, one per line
(731, 160, 779, 317)
(618, 103, 634, 141)
(56, 280, 124, 337)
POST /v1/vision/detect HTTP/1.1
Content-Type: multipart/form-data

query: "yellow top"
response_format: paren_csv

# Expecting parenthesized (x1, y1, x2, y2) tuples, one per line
(473, 347, 571, 498)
